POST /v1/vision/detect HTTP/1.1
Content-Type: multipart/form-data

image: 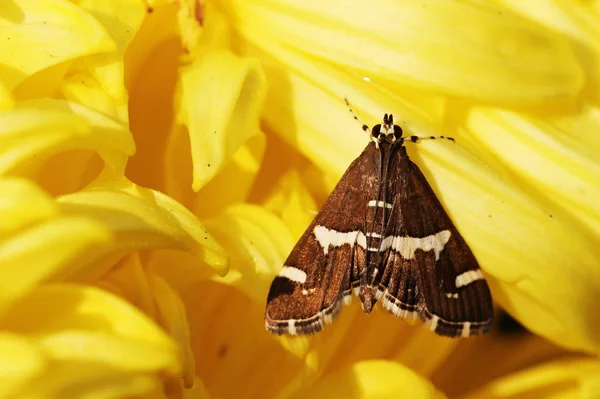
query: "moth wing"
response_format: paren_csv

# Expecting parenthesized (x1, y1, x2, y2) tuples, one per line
(265, 144, 380, 335)
(377, 151, 493, 337)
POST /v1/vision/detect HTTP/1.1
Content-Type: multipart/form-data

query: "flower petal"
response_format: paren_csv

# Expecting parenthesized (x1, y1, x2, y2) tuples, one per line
(148, 273, 195, 388)
(1, 284, 175, 349)
(60, 72, 128, 124)
(57, 181, 228, 279)
(466, 106, 600, 231)
(164, 126, 266, 217)
(0, 333, 45, 399)
(37, 331, 179, 374)
(461, 358, 600, 399)
(203, 204, 295, 304)
(0, 177, 58, 235)
(294, 360, 446, 399)
(216, 0, 583, 104)
(0, 99, 135, 184)
(0, 216, 111, 315)
(0, 178, 111, 314)
(461, 107, 600, 353)
(262, 170, 318, 238)
(68, 0, 147, 122)
(21, 364, 160, 399)
(179, 49, 266, 191)
(0, 0, 115, 91)
(0, 79, 14, 110)
(431, 326, 566, 397)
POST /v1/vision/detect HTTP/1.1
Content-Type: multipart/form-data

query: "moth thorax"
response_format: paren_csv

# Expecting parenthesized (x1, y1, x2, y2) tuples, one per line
(371, 113, 403, 143)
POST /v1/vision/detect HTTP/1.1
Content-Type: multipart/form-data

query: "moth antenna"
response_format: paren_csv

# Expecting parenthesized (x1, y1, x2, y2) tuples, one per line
(344, 96, 371, 135)
(403, 135, 456, 144)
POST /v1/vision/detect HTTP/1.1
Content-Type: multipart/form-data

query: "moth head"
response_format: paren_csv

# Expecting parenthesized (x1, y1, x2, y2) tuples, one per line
(371, 114, 403, 143)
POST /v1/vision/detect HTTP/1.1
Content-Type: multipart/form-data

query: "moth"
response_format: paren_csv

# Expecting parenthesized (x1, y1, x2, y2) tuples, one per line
(265, 102, 493, 337)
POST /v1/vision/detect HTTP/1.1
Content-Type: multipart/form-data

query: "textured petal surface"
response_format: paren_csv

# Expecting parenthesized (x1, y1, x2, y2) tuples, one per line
(57, 180, 228, 280)
(179, 50, 266, 191)
(461, 358, 600, 399)
(1, 284, 175, 347)
(215, 0, 583, 104)
(295, 360, 446, 399)
(0, 0, 115, 90)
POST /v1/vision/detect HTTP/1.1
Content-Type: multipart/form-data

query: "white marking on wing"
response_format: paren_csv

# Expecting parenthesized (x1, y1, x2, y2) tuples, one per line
(461, 322, 472, 338)
(313, 225, 367, 254)
(427, 315, 440, 332)
(445, 292, 459, 299)
(278, 266, 307, 283)
(368, 200, 393, 209)
(366, 232, 382, 238)
(377, 289, 419, 320)
(455, 270, 484, 288)
(379, 230, 451, 260)
(288, 319, 297, 335)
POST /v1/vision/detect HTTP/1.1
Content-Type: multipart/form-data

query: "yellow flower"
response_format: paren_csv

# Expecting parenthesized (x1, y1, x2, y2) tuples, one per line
(1, 0, 599, 399)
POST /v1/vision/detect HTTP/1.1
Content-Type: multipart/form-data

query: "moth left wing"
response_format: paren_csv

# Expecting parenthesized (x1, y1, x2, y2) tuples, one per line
(265, 144, 380, 335)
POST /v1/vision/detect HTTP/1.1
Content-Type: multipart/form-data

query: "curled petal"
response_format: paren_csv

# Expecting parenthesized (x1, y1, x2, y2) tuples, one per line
(204, 204, 295, 304)
(0, 0, 115, 90)
(294, 360, 446, 399)
(1, 284, 176, 349)
(57, 181, 228, 280)
(37, 331, 180, 374)
(0, 99, 135, 179)
(0, 333, 45, 399)
(179, 49, 266, 191)
(462, 358, 600, 399)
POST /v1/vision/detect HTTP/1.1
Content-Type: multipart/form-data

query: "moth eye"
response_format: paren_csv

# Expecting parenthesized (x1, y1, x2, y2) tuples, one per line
(372, 124, 382, 138)
(393, 125, 403, 140)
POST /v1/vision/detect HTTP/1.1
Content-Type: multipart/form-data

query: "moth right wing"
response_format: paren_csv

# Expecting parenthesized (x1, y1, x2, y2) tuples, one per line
(376, 152, 493, 337)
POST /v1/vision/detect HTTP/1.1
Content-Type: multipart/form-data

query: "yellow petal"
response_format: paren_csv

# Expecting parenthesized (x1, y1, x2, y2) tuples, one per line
(431, 325, 567, 397)
(77, 0, 146, 57)
(178, 49, 266, 191)
(0, 216, 111, 316)
(72, 0, 147, 122)
(0, 177, 58, 236)
(466, 106, 600, 232)
(495, 0, 600, 48)
(125, 4, 180, 88)
(148, 273, 195, 388)
(294, 360, 446, 399)
(13, 60, 72, 102)
(203, 204, 295, 305)
(0, 99, 135, 179)
(191, 133, 266, 217)
(0, 78, 15, 110)
(60, 71, 128, 124)
(183, 281, 305, 399)
(460, 107, 600, 353)
(462, 358, 600, 399)
(262, 170, 317, 238)
(164, 125, 266, 218)
(216, 0, 583, 104)
(0, 333, 45, 399)
(21, 364, 160, 399)
(57, 182, 228, 279)
(99, 253, 158, 320)
(37, 331, 179, 374)
(0, 0, 115, 91)
(1, 284, 175, 349)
